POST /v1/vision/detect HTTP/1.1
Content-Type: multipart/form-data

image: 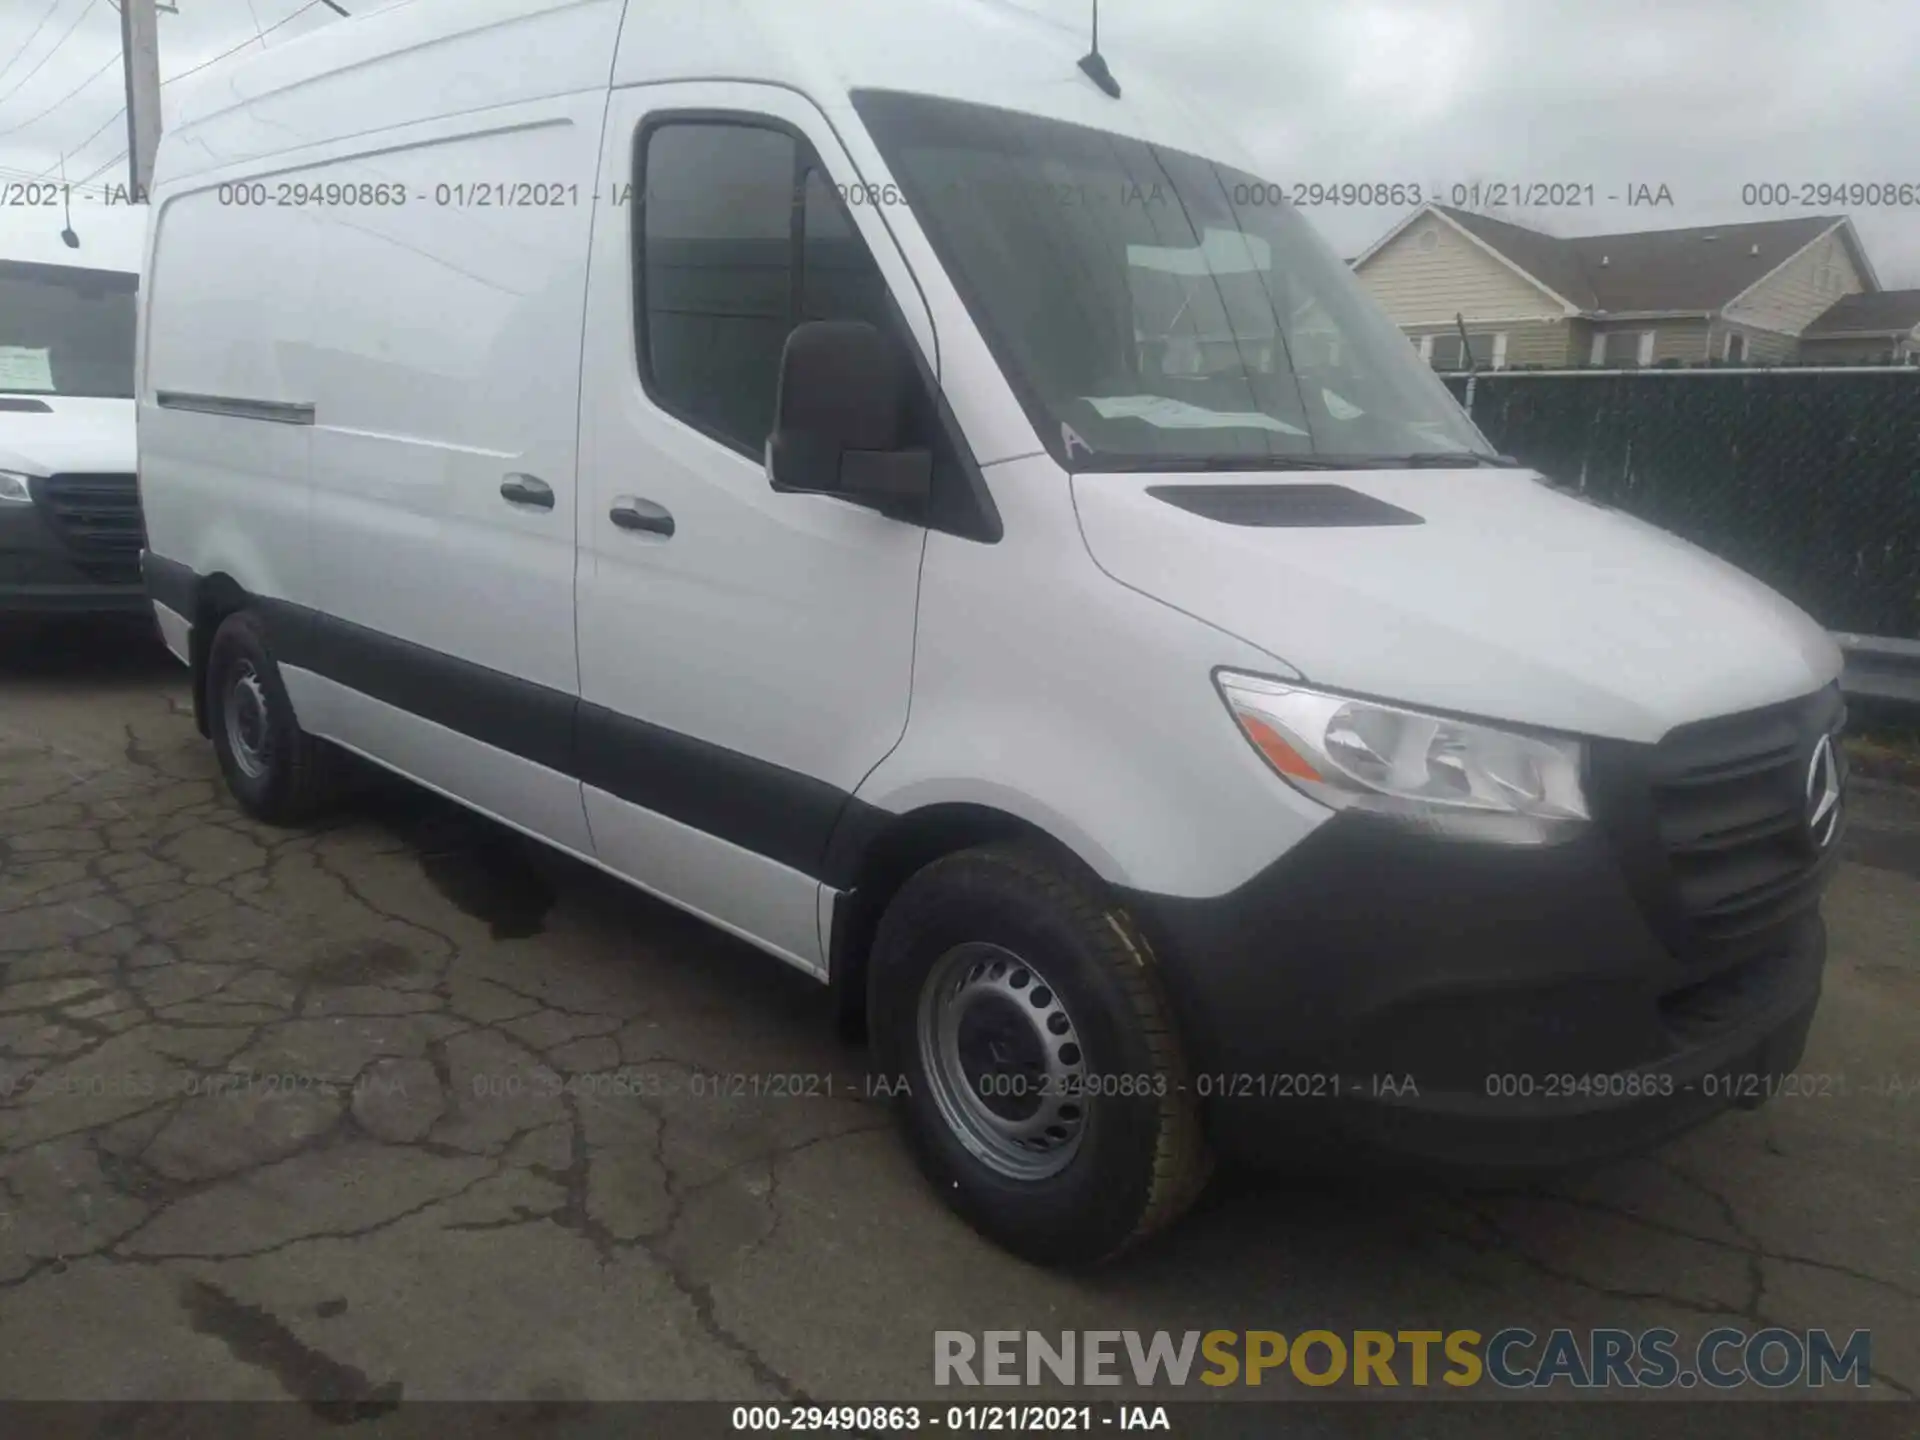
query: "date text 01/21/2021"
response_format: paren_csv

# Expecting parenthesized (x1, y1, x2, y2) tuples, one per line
(961, 1070, 1914, 1102)
(1483, 1071, 1918, 1101)
(463, 1069, 1919, 1104)
(730, 1406, 1170, 1433)
(208, 179, 1169, 210)
(459, 1070, 1421, 1104)
(193, 178, 1684, 212)
(466, 1070, 907, 1102)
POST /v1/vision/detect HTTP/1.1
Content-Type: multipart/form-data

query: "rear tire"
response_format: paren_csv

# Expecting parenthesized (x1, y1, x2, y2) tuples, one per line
(870, 841, 1211, 1266)
(206, 610, 341, 825)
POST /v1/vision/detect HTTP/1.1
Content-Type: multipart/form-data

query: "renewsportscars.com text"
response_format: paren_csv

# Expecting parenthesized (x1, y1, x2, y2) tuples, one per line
(934, 1327, 1871, 1390)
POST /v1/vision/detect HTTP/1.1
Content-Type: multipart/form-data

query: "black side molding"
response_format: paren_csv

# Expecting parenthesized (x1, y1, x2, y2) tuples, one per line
(577, 703, 867, 884)
(1147, 483, 1424, 528)
(144, 561, 890, 888)
(242, 590, 873, 887)
(261, 599, 577, 778)
(156, 392, 315, 426)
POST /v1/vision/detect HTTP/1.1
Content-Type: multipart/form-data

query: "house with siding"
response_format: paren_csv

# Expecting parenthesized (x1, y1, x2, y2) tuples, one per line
(1798, 290, 1920, 363)
(1350, 204, 1879, 369)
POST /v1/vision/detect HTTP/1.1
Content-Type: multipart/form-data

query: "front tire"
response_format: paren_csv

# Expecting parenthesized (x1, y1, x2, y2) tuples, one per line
(870, 841, 1211, 1265)
(206, 610, 340, 825)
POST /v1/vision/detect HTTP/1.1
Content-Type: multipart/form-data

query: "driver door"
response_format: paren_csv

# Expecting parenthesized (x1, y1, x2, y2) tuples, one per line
(573, 82, 935, 974)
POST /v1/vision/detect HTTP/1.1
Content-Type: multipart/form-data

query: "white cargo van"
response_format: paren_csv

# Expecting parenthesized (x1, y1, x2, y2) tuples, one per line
(1, 204, 147, 616)
(137, 0, 1848, 1264)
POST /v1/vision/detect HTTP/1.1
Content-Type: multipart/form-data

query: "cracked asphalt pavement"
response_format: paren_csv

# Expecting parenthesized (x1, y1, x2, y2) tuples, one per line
(0, 621, 1915, 1412)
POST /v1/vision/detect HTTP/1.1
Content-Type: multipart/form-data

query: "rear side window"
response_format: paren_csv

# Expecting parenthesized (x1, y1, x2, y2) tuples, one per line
(637, 119, 892, 456)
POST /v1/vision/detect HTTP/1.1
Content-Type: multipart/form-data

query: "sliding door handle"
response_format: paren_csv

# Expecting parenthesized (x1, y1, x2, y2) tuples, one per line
(501, 474, 555, 509)
(610, 496, 674, 537)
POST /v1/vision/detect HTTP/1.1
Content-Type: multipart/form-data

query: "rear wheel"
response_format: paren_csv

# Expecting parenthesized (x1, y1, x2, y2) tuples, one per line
(206, 610, 341, 824)
(870, 841, 1211, 1265)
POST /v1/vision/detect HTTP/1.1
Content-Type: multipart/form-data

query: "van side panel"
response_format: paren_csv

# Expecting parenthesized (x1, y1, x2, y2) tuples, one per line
(300, 102, 602, 700)
(275, 99, 605, 851)
(140, 195, 321, 610)
(143, 0, 627, 854)
(157, 0, 627, 186)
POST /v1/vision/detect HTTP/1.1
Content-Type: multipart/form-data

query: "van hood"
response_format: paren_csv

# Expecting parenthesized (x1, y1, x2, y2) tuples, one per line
(1072, 468, 1842, 744)
(0, 396, 137, 476)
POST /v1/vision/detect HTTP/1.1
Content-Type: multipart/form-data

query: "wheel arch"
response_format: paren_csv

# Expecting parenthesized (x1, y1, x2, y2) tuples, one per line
(187, 571, 252, 737)
(825, 799, 1113, 1042)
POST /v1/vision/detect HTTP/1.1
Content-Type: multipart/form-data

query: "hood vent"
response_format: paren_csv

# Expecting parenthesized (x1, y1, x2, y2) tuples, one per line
(0, 397, 55, 413)
(1147, 484, 1425, 528)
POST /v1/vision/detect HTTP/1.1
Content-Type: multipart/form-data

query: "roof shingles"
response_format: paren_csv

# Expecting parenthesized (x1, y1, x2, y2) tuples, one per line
(1802, 289, 1920, 336)
(1429, 206, 1850, 314)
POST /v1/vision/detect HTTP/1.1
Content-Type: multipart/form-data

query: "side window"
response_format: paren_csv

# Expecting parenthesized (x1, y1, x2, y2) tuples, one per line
(638, 119, 902, 456)
(800, 166, 890, 328)
(639, 122, 797, 453)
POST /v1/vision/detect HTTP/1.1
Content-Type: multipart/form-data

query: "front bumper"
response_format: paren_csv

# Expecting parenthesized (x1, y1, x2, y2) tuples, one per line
(1123, 687, 1844, 1174)
(1, 482, 146, 615)
(0, 581, 150, 614)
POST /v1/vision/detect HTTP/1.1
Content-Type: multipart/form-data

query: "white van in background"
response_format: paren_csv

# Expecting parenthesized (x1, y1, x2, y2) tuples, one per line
(136, 0, 1848, 1265)
(0, 203, 147, 616)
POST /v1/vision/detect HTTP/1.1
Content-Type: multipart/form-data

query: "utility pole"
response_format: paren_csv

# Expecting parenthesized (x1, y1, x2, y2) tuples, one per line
(121, 0, 162, 200)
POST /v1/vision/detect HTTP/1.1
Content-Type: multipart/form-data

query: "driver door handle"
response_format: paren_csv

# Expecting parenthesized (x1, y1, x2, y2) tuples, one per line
(500, 474, 554, 509)
(610, 495, 674, 537)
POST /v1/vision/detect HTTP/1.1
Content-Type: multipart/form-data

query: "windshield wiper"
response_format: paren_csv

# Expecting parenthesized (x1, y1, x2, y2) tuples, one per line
(1087, 454, 1364, 473)
(1086, 451, 1522, 473)
(1373, 451, 1525, 468)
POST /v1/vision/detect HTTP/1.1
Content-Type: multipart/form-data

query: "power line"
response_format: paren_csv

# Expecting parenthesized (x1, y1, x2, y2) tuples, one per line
(0, 160, 120, 199)
(46, 81, 126, 162)
(0, 157, 122, 200)
(74, 146, 128, 189)
(0, 0, 74, 98)
(38, 0, 333, 184)
(162, 0, 328, 85)
(0, 49, 120, 143)
(0, 0, 106, 116)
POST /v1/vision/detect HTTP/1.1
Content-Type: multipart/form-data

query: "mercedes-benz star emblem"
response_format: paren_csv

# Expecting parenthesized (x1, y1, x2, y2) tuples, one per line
(1805, 735, 1842, 851)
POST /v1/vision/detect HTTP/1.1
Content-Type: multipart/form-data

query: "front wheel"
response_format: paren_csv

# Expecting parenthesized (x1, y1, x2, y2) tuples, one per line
(870, 841, 1211, 1265)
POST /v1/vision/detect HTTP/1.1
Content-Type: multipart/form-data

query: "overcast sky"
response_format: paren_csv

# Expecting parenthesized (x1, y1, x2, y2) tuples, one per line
(2, 0, 1916, 283)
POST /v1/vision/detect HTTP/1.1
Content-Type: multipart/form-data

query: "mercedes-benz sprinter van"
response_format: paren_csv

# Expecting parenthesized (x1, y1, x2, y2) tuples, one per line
(136, 0, 1848, 1265)
(1, 205, 147, 617)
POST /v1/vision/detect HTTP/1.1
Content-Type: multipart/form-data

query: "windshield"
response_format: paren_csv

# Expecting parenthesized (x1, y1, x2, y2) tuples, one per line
(0, 260, 137, 399)
(851, 90, 1495, 471)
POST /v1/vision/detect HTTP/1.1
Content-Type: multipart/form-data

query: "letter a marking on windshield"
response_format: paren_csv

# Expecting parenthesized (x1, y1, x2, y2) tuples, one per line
(1062, 423, 1094, 461)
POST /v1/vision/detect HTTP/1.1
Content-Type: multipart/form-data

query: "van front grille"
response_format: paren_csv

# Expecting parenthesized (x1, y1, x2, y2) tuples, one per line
(1646, 688, 1845, 966)
(29, 472, 145, 584)
(1588, 683, 1845, 1045)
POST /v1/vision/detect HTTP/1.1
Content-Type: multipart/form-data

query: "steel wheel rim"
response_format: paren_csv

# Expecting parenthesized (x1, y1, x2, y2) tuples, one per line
(916, 941, 1089, 1181)
(225, 661, 273, 780)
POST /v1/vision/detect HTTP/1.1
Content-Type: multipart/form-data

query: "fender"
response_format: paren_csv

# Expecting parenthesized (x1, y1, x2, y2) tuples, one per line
(850, 458, 1331, 903)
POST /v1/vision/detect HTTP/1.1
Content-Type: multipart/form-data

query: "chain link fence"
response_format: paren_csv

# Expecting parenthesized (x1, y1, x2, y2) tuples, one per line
(1441, 369, 1920, 642)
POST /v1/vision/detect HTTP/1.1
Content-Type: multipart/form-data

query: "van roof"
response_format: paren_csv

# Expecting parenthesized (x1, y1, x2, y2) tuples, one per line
(0, 203, 146, 275)
(160, 0, 1246, 186)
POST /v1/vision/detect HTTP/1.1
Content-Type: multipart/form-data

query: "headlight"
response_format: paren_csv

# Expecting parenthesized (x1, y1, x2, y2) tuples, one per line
(1215, 671, 1589, 844)
(0, 470, 34, 505)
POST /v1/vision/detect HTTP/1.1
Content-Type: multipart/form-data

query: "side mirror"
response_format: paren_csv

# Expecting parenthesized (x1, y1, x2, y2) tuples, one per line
(766, 319, 931, 519)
